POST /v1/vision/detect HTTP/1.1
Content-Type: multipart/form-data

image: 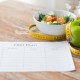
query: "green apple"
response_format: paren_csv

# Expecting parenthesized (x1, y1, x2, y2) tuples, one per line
(70, 20, 80, 47)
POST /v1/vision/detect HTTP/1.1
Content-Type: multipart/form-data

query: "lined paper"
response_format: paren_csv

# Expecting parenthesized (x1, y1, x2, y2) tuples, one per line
(0, 41, 75, 72)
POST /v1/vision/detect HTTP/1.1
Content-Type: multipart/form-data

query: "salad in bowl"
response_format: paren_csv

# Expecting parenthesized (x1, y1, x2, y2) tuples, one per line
(38, 11, 74, 25)
(33, 10, 76, 35)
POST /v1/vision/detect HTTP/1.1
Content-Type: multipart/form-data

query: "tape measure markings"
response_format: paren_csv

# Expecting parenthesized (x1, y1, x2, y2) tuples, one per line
(66, 23, 80, 56)
(29, 24, 66, 41)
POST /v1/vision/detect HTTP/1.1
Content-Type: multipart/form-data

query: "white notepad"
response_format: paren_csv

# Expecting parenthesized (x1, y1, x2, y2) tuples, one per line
(0, 41, 75, 72)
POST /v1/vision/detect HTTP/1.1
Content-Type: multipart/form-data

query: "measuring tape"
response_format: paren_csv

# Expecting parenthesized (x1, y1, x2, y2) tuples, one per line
(28, 24, 66, 41)
(66, 23, 80, 56)
(28, 24, 80, 56)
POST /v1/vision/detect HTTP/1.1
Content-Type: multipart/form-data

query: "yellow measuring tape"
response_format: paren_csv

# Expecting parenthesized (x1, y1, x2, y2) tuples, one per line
(66, 23, 80, 56)
(28, 24, 66, 41)
(28, 24, 80, 56)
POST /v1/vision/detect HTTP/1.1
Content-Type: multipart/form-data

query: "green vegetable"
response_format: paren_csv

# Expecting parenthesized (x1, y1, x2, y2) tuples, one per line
(64, 16, 70, 23)
(64, 16, 75, 23)
(42, 16, 47, 21)
(38, 13, 45, 22)
(51, 21, 61, 25)
(51, 23, 61, 25)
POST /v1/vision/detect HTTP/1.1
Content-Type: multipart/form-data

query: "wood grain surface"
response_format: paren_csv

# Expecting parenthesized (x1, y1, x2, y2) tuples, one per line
(0, 1, 80, 80)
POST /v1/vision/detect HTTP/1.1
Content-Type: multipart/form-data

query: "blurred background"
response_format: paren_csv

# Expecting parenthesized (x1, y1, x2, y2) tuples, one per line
(17, 0, 67, 10)
(0, 0, 79, 10)
(0, 0, 80, 17)
(16, 0, 80, 17)
(0, 0, 6, 2)
(0, 0, 71, 10)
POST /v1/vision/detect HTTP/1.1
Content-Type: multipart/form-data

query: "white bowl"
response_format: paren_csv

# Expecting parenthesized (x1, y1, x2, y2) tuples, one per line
(33, 10, 76, 35)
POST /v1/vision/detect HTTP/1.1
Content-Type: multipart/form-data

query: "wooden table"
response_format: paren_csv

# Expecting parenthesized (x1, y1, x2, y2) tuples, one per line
(0, 1, 80, 80)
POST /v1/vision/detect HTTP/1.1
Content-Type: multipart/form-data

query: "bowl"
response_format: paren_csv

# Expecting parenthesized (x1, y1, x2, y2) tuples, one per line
(33, 10, 76, 35)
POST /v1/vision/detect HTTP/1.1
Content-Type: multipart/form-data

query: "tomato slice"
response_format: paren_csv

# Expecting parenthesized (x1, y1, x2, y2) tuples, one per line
(46, 16, 57, 22)
(52, 17, 57, 22)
